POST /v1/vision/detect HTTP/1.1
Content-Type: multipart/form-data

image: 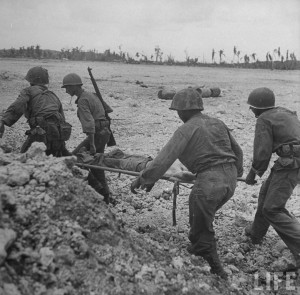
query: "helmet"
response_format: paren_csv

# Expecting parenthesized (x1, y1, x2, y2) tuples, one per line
(25, 67, 49, 85)
(61, 73, 83, 88)
(169, 88, 204, 111)
(247, 87, 275, 109)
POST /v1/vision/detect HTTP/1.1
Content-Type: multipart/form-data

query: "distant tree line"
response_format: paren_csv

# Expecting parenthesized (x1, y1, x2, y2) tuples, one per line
(0, 45, 126, 62)
(0, 44, 299, 70)
(210, 46, 299, 70)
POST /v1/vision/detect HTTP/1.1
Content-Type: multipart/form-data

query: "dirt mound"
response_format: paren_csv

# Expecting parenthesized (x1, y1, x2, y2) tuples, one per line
(0, 143, 230, 295)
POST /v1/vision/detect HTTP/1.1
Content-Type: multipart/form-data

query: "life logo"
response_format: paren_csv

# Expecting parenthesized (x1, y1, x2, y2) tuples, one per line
(253, 271, 298, 291)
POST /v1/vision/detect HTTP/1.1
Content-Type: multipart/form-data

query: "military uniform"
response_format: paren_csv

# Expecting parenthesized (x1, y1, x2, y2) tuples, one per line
(73, 90, 111, 199)
(2, 85, 70, 156)
(246, 106, 300, 263)
(131, 88, 243, 278)
(140, 112, 243, 255)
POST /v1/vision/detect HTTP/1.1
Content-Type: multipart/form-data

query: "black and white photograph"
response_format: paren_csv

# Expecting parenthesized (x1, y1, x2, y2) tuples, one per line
(0, 0, 300, 294)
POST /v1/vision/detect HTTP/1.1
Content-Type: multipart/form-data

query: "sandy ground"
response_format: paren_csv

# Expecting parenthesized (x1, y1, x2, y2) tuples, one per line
(1, 58, 300, 294)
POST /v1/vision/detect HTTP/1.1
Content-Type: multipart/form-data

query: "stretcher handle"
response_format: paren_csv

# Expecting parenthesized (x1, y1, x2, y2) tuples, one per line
(76, 163, 175, 181)
(75, 163, 246, 183)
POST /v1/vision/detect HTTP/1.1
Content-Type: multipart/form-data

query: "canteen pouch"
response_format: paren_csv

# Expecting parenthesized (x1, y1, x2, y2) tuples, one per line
(46, 122, 61, 141)
(59, 122, 72, 141)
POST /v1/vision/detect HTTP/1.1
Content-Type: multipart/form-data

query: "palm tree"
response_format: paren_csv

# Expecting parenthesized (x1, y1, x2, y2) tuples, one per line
(219, 49, 225, 63)
(244, 54, 250, 64)
(184, 49, 190, 63)
(277, 47, 281, 60)
(273, 49, 278, 61)
(233, 46, 237, 63)
(266, 52, 272, 62)
(236, 51, 241, 63)
(290, 52, 297, 61)
(269, 53, 273, 61)
(155, 46, 161, 62)
(141, 54, 148, 61)
(251, 53, 256, 62)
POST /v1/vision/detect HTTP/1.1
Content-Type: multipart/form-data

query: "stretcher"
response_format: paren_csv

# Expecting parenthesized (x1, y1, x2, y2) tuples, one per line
(76, 154, 245, 226)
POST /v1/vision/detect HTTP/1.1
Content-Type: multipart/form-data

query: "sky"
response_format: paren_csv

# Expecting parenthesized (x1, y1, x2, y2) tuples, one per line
(0, 0, 300, 62)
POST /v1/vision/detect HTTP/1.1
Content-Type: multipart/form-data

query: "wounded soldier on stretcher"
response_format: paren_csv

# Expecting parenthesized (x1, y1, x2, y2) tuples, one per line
(76, 148, 196, 182)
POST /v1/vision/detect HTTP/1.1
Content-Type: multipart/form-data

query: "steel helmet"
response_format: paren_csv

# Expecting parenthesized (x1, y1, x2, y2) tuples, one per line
(25, 66, 49, 85)
(247, 87, 275, 109)
(61, 73, 83, 88)
(169, 88, 204, 111)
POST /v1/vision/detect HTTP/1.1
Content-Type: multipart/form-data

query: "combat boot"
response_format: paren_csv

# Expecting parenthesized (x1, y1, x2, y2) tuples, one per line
(87, 173, 109, 204)
(244, 224, 263, 245)
(202, 249, 228, 280)
(283, 254, 300, 275)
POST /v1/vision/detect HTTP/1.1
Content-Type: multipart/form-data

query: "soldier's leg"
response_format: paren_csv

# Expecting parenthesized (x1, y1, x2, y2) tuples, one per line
(262, 168, 300, 260)
(245, 173, 273, 243)
(46, 140, 67, 157)
(72, 137, 90, 155)
(61, 142, 72, 156)
(188, 164, 236, 253)
(187, 164, 237, 279)
(20, 136, 34, 153)
(91, 128, 111, 203)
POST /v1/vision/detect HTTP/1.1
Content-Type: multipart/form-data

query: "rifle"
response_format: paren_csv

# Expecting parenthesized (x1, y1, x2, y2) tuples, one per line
(87, 67, 116, 146)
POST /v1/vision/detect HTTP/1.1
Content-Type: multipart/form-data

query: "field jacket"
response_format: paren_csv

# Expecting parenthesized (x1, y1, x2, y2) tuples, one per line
(75, 90, 106, 134)
(251, 107, 300, 177)
(140, 113, 243, 185)
(2, 85, 65, 127)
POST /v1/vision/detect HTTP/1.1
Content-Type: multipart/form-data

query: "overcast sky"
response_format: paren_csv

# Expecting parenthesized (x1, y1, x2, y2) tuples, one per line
(1, 0, 299, 62)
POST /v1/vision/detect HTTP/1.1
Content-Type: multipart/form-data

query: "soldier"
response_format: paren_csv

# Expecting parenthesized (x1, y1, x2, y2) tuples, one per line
(130, 88, 243, 279)
(245, 87, 300, 272)
(62, 73, 111, 204)
(0, 66, 71, 156)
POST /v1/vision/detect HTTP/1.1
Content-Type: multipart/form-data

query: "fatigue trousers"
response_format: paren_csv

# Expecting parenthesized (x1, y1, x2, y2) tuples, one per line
(249, 168, 300, 261)
(188, 163, 237, 255)
(74, 127, 111, 197)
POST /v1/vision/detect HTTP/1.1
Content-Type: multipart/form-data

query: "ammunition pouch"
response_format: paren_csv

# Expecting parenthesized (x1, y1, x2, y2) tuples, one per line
(276, 144, 300, 158)
(59, 122, 72, 141)
(95, 119, 110, 131)
(277, 157, 294, 167)
(46, 122, 61, 141)
(24, 126, 47, 144)
(96, 118, 116, 147)
(29, 116, 72, 142)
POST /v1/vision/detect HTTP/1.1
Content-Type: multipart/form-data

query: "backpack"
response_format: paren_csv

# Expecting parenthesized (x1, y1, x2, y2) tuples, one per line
(27, 89, 72, 142)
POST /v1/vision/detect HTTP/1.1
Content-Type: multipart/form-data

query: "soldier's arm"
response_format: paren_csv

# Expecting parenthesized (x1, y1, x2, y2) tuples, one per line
(228, 131, 244, 177)
(251, 120, 273, 177)
(77, 98, 95, 134)
(140, 129, 189, 185)
(58, 100, 66, 121)
(2, 89, 30, 127)
(77, 98, 96, 154)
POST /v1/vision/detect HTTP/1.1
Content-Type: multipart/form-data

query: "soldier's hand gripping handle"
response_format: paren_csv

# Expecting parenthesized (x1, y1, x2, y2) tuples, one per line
(245, 169, 257, 185)
(131, 177, 141, 194)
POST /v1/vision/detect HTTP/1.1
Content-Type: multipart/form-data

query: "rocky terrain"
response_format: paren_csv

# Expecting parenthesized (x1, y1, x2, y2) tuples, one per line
(1, 58, 300, 294)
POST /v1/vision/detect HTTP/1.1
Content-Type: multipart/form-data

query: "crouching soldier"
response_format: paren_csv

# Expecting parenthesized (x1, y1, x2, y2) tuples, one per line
(245, 87, 300, 273)
(62, 73, 111, 204)
(131, 88, 243, 279)
(0, 66, 71, 156)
